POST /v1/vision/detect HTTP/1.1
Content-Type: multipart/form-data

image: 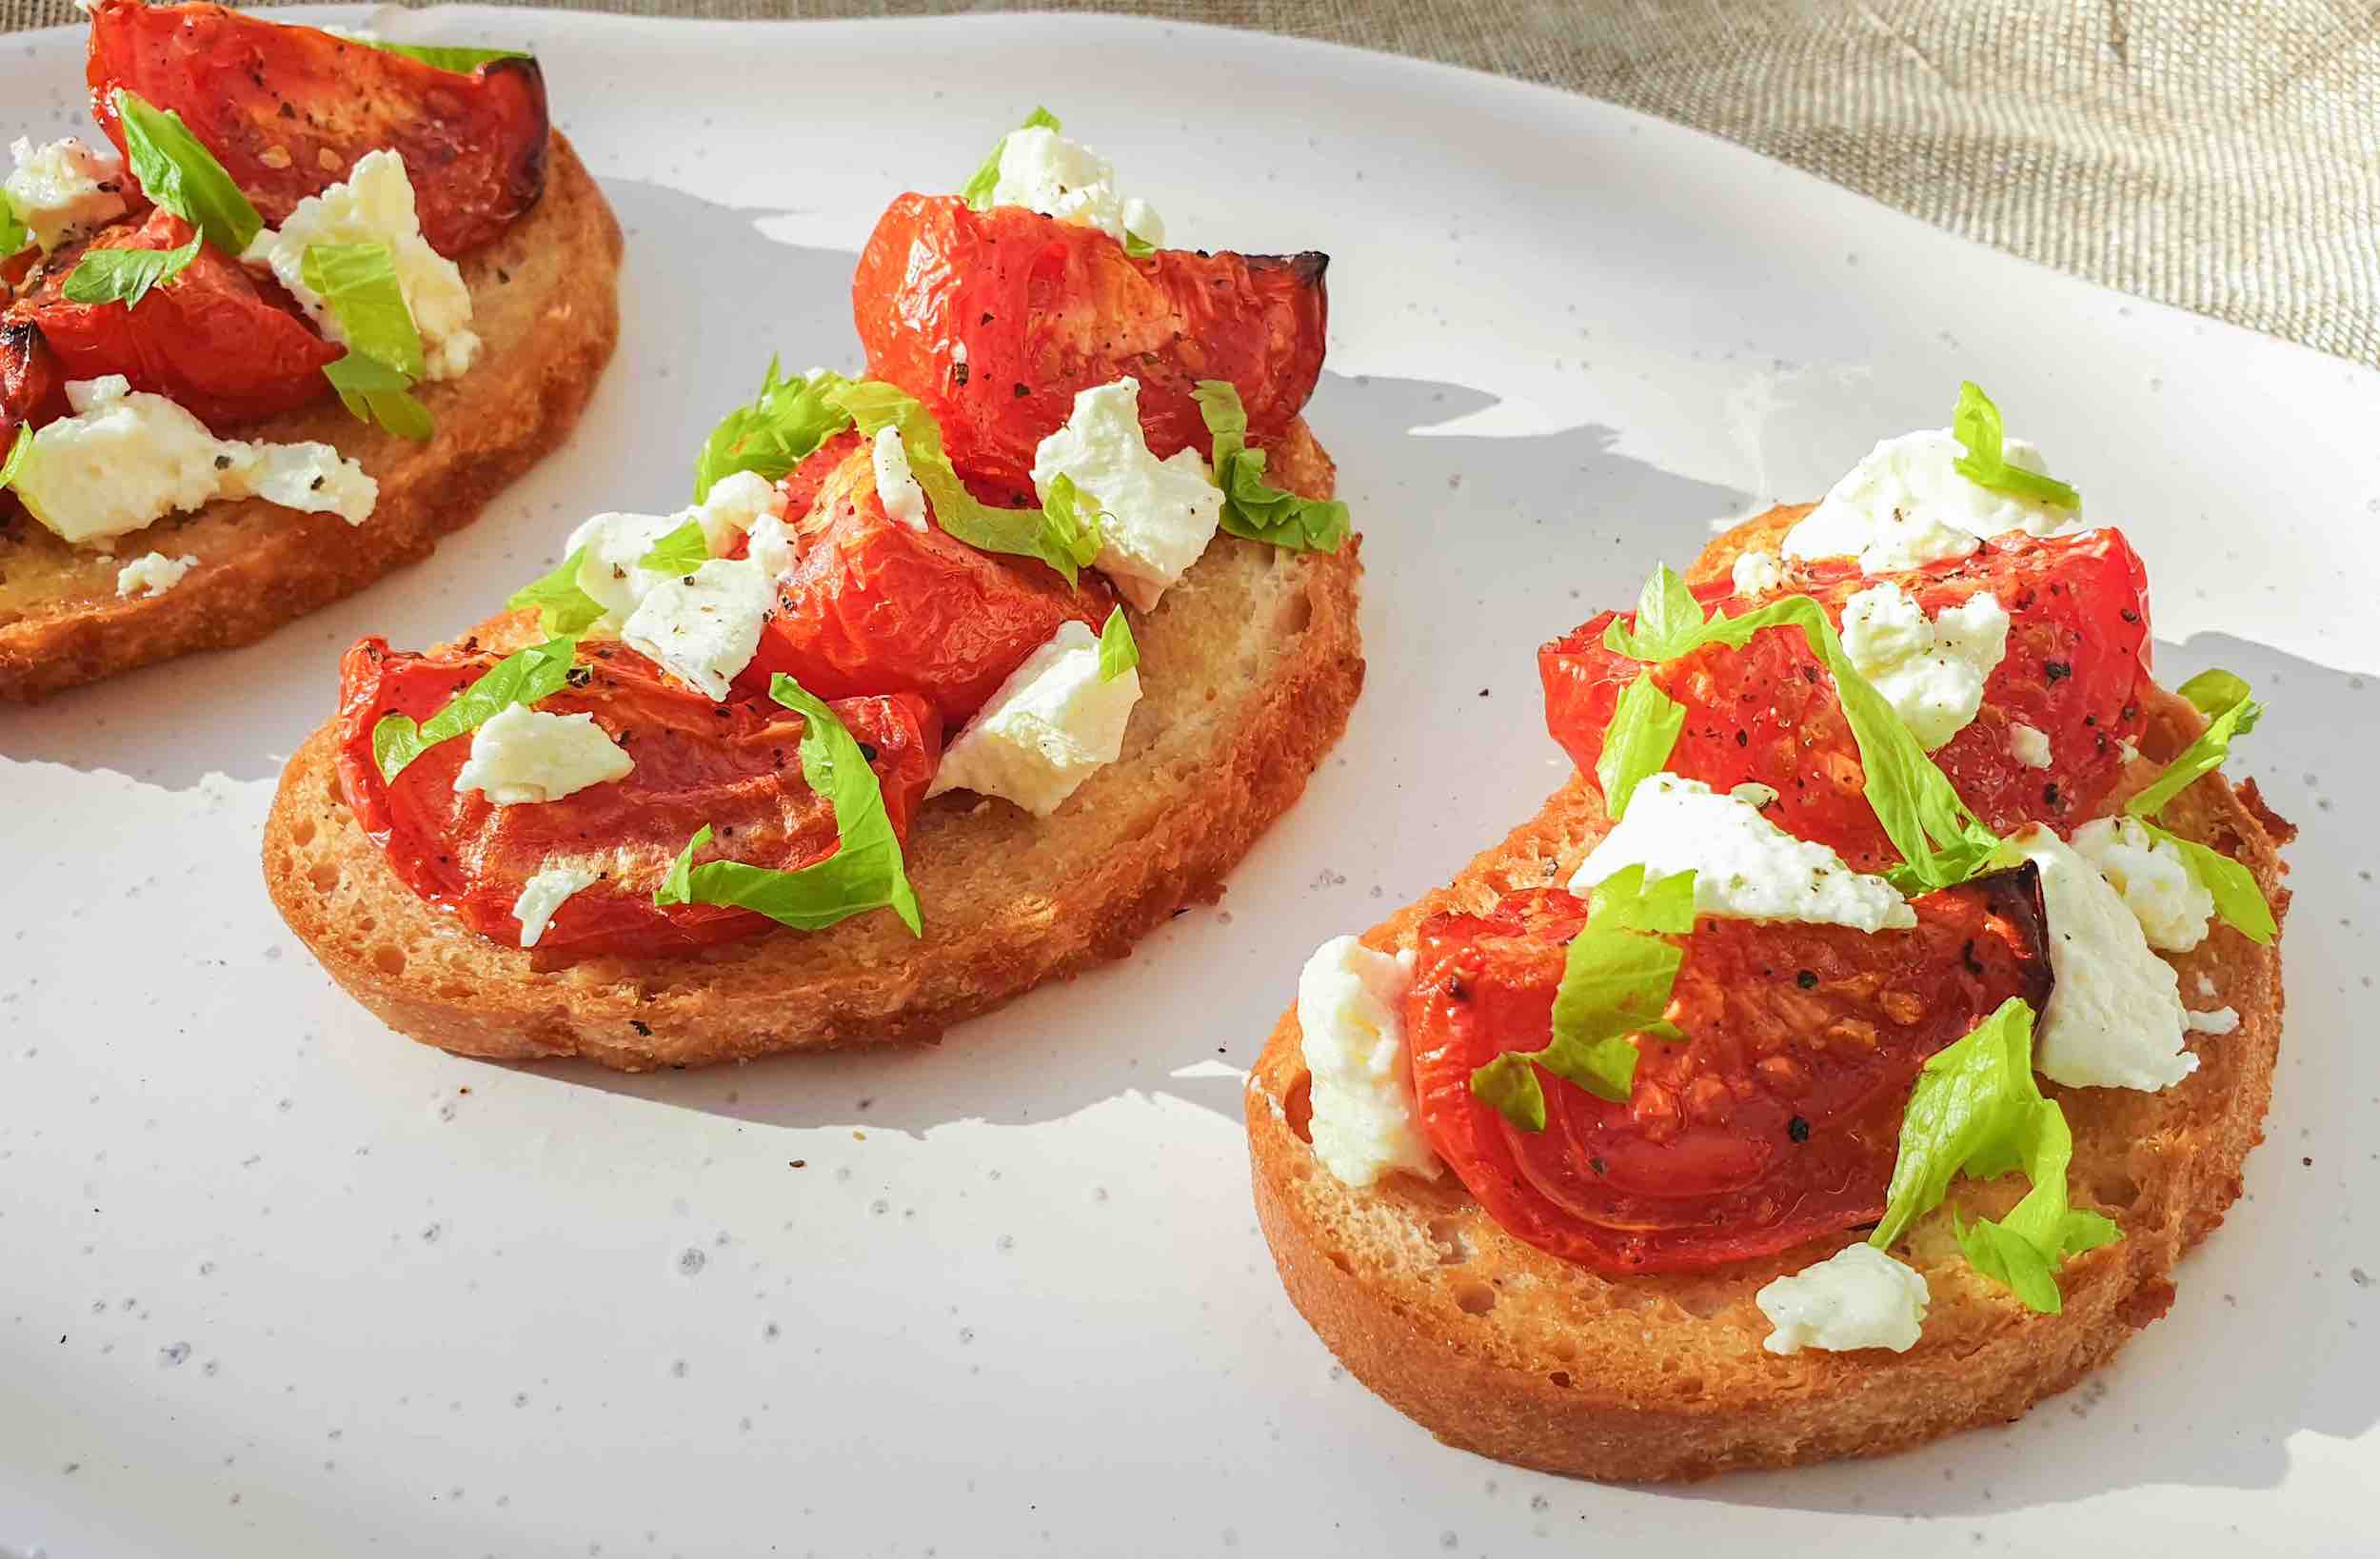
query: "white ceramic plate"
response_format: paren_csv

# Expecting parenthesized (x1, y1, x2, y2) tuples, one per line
(4, 7, 2374, 1555)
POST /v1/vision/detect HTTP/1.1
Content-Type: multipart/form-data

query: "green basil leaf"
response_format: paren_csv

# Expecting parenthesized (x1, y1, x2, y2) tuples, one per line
(506, 545, 610, 637)
(1192, 379, 1350, 553)
(303, 241, 426, 380)
(692, 356, 854, 503)
(365, 41, 531, 73)
(60, 234, 203, 308)
(1951, 1100, 2122, 1314)
(372, 636, 580, 782)
(828, 380, 1100, 585)
(1601, 568, 2002, 893)
(0, 424, 30, 491)
(113, 89, 263, 257)
(638, 519, 711, 577)
(1594, 670, 1684, 821)
(653, 674, 922, 935)
(2125, 669, 2263, 819)
(323, 350, 433, 443)
(1123, 229, 1157, 259)
(2136, 819, 2276, 945)
(1950, 380, 2079, 509)
(1098, 604, 1139, 683)
(1, 188, 34, 257)
(1470, 864, 1694, 1123)
(958, 106, 1061, 209)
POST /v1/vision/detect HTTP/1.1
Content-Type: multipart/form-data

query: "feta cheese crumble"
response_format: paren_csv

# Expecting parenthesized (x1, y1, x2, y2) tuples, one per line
(1781, 428, 2077, 574)
(1030, 378, 1222, 610)
(1756, 1243, 1931, 1355)
(511, 861, 604, 948)
(1730, 547, 1784, 598)
(2008, 721, 2053, 768)
(242, 149, 481, 381)
(622, 558, 774, 701)
(114, 550, 198, 598)
(1570, 774, 1915, 932)
(1836, 582, 2010, 751)
(871, 425, 928, 530)
(11, 376, 376, 544)
(2185, 1006, 2240, 1036)
(2069, 815, 2214, 954)
(989, 126, 1164, 248)
(2013, 825, 2194, 1091)
(5, 135, 127, 253)
(926, 619, 1140, 817)
(1296, 937, 1441, 1189)
(454, 704, 634, 805)
(565, 476, 789, 630)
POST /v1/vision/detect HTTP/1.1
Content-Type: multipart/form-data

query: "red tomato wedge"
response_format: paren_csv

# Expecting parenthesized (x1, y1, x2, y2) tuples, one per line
(852, 193, 1328, 503)
(13, 208, 339, 430)
(734, 443, 1116, 727)
(86, 0, 547, 258)
(0, 316, 69, 470)
(1405, 868, 2054, 1274)
(1540, 530, 2153, 877)
(333, 638, 942, 959)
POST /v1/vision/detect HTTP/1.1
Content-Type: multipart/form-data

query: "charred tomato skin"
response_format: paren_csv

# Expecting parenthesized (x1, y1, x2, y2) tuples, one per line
(12, 208, 340, 430)
(0, 318, 69, 473)
(853, 192, 1328, 503)
(1540, 530, 2154, 876)
(1405, 867, 2053, 1274)
(333, 637, 941, 960)
(734, 444, 1116, 728)
(87, 0, 547, 258)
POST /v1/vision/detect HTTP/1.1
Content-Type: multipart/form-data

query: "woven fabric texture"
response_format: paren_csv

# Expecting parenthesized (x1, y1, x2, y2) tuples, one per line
(9, 0, 2376, 368)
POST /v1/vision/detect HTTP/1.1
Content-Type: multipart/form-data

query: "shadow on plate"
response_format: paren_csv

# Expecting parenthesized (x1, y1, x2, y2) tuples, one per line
(0, 177, 861, 788)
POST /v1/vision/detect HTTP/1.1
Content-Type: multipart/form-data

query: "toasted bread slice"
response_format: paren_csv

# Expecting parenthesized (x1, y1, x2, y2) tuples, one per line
(0, 135, 622, 701)
(261, 422, 1363, 1069)
(1245, 510, 2290, 1481)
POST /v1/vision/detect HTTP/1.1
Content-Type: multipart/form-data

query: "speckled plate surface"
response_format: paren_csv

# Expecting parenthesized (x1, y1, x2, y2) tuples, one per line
(4, 7, 2376, 1556)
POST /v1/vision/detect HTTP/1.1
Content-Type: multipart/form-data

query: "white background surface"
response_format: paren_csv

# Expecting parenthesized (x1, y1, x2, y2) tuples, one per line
(3, 7, 2376, 1555)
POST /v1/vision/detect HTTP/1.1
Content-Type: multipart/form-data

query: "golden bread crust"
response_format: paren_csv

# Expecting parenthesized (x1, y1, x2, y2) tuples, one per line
(260, 423, 1365, 1069)
(0, 136, 623, 701)
(1245, 514, 2288, 1480)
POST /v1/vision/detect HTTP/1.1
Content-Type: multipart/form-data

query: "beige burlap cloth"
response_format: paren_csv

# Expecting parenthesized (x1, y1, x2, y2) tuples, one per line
(7, 1, 2376, 370)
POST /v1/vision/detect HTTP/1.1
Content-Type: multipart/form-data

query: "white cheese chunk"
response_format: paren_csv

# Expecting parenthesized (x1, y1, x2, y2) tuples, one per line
(1296, 937, 1441, 1189)
(2069, 815, 2214, 954)
(2186, 1006, 2240, 1036)
(2008, 721, 2053, 768)
(1570, 774, 1914, 932)
(926, 620, 1140, 817)
(453, 704, 633, 806)
(1837, 582, 2009, 751)
(745, 513, 800, 582)
(5, 135, 127, 253)
(871, 425, 929, 530)
(1756, 1243, 1931, 1355)
(989, 126, 1164, 247)
(2013, 824, 2194, 1091)
(1781, 428, 2077, 573)
(242, 149, 480, 382)
(691, 470, 785, 556)
(565, 477, 788, 630)
(622, 558, 773, 702)
(11, 376, 377, 544)
(1030, 377, 1222, 611)
(510, 861, 603, 948)
(114, 550, 198, 598)
(1730, 547, 1784, 598)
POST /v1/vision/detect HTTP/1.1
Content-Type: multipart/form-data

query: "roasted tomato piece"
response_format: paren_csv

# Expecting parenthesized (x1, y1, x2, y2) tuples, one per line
(1541, 530, 2153, 876)
(14, 208, 338, 429)
(333, 638, 942, 960)
(0, 315, 69, 466)
(1406, 867, 2053, 1274)
(853, 193, 1327, 503)
(87, 0, 547, 258)
(734, 443, 1116, 727)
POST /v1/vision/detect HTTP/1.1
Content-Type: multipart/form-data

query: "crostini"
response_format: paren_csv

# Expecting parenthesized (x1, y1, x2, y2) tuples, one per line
(263, 111, 1364, 1069)
(0, 2, 621, 699)
(1247, 385, 2289, 1479)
